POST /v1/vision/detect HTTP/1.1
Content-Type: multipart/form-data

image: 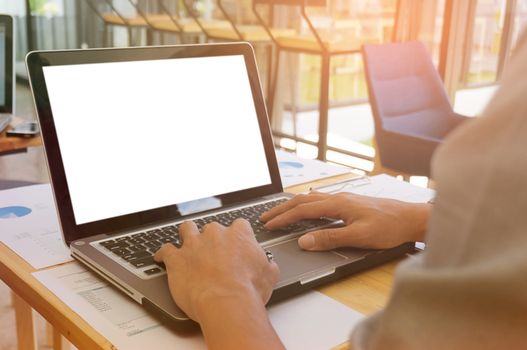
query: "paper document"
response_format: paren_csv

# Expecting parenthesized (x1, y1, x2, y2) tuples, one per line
(276, 149, 351, 188)
(0, 184, 73, 269)
(34, 262, 364, 350)
(314, 174, 435, 203)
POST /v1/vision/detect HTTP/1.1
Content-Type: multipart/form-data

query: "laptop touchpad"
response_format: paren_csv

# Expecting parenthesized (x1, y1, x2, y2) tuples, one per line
(268, 239, 348, 283)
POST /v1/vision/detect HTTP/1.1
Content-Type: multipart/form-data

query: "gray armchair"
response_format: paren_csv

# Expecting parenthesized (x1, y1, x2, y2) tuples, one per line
(362, 41, 469, 177)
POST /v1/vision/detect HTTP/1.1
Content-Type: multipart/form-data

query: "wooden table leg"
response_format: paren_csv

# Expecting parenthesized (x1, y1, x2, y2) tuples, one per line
(12, 292, 37, 350)
(53, 326, 70, 350)
(46, 321, 53, 346)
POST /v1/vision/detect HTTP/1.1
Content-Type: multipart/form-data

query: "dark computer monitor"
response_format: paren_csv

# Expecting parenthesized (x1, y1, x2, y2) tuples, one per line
(0, 14, 14, 114)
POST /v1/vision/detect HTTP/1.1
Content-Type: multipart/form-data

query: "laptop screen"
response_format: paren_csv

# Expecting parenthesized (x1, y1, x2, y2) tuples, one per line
(42, 54, 272, 225)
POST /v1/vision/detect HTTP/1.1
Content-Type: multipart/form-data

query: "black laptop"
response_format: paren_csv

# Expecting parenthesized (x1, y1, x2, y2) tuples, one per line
(26, 43, 414, 324)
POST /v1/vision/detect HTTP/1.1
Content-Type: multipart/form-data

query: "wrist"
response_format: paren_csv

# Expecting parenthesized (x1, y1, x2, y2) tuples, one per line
(405, 203, 431, 243)
(196, 287, 284, 350)
(193, 282, 261, 324)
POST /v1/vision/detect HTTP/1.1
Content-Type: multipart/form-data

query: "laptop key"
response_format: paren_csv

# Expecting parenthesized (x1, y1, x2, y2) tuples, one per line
(104, 241, 130, 250)
(99, 240, 115, 247)
(128, 244, 147, 252)
(158, 237, 174, 244)
(129, 256, 155, 268)
(122, 250, 150, 261)
(111, 248, 131, 257)
(144, 267, 162, 275)
(128, 237, 146, 245)
(171, 238, 182, 248)
(148, 247, 160, 254)
(144, 233, 162, 241)
(144, 241, 161, 249)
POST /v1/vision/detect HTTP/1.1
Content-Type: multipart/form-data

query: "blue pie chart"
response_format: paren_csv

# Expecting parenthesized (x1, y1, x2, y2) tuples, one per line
(0, 206, 32, 219)
(278, 161, 304, 169)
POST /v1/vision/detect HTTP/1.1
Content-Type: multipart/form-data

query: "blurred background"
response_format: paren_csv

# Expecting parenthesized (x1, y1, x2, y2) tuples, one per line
(1, 0, 526, 174)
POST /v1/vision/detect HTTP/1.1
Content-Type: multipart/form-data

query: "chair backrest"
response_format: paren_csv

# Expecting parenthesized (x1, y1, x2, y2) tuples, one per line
(362, 41, 453, 130)
(85, 0, 138, 20)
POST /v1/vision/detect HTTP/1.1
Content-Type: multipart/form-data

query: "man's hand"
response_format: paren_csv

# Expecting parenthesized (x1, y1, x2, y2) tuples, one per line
(261, 192, 430, 251)
(154, 219, 279, 322)
(154, 219, 284, 350)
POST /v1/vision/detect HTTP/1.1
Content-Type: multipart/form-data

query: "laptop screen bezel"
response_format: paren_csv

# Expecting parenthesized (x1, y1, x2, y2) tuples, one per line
(0, 14, 13, 114)
(26, 43, 283, 245)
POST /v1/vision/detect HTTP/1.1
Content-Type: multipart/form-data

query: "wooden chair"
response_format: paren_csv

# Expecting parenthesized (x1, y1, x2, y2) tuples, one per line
(191, 0, 293, 43)
(180, 0, 293, 102)
(253, 0, 397, 160)
(120, 0, 203, 44)
(84, 0, 150, 46)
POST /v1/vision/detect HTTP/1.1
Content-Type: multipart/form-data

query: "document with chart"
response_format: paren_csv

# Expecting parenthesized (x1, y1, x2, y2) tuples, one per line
(0, 184, 73, 268)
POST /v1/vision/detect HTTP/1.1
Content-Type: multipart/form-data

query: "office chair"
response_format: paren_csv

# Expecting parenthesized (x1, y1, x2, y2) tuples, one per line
(362, 41, 469, 178)
(0, 180, 36, 190)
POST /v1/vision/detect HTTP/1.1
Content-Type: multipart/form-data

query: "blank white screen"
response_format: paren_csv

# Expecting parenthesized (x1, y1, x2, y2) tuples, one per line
(43, 55, 272, 225)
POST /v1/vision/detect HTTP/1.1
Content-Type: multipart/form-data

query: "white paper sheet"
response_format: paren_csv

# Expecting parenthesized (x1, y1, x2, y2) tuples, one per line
(0, 184, 73, 269)
(33, 263, 364, 350)
(276, 150, 351, 188)
(314, 174, 435, 203)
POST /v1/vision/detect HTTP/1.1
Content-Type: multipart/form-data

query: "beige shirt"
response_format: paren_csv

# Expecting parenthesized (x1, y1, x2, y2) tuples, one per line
(351, 32, 527, 350)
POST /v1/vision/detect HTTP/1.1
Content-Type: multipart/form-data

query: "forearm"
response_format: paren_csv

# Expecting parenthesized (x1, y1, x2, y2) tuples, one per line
(198, 291, 285, 350)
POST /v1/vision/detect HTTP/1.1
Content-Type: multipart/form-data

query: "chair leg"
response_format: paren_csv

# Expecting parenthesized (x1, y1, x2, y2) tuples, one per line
(103, 24, 108, 47)
(268, 47, 281, 127)
(287, 53, 298, 141)
(128, 27, 133, 46)
(371, 138, 402, 177)
(265, 43, 273, 105)
(146, 28, 154, 46)
(317, 52, 330, 161)
(371, 137, 385, 175)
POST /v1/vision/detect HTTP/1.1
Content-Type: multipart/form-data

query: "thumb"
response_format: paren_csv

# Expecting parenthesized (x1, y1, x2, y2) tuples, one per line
(298, 227, 356, 251)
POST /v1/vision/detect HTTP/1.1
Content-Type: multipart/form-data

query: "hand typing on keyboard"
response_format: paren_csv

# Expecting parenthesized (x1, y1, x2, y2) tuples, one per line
(153, 219, 284, 349)
(260, 192, 431, 251)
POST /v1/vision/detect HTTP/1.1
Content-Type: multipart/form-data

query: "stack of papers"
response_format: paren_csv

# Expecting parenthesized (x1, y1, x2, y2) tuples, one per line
(276, 149, 352, 188)
(33, 263, 364, 350)
(313, 174, 435, 203)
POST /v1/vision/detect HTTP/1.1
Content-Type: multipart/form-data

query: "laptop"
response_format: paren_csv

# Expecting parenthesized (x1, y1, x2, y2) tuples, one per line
(0, 14, 14, 133)
(26, 43, 414, 324)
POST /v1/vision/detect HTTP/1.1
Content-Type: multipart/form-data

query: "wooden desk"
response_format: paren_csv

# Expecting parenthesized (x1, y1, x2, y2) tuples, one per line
(0, 173, 401, 350)
(0, 118, 43, 156)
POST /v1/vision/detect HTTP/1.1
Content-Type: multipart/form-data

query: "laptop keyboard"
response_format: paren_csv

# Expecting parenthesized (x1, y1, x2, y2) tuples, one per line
(96, 198, 334, 277)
